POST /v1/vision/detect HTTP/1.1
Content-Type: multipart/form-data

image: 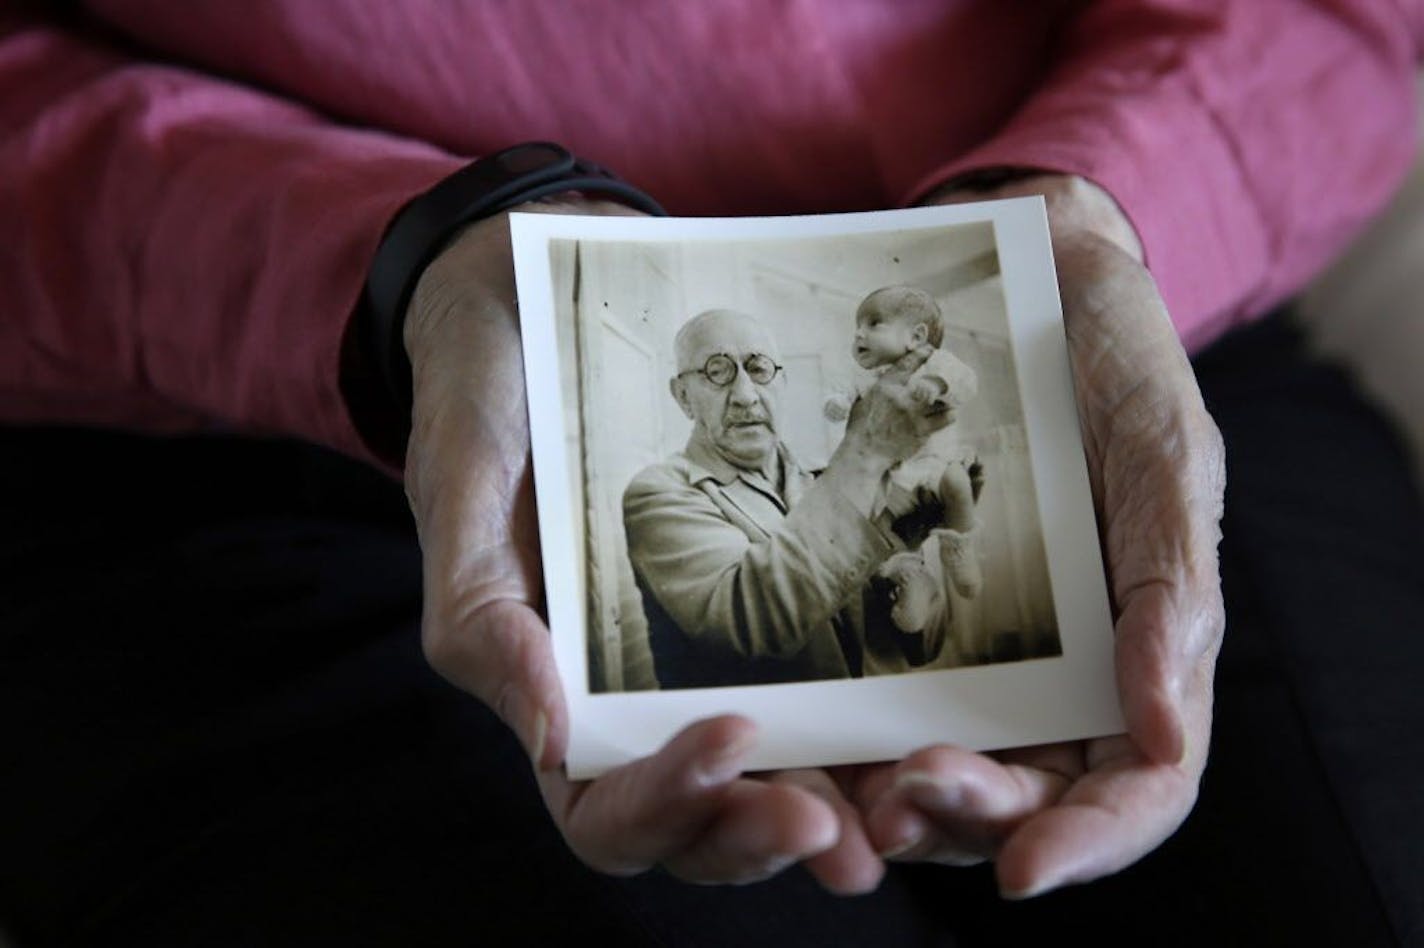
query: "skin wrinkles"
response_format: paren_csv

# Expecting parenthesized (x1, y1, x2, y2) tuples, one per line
(402, 172, 1231, 899)
(670, 309, 785, 474)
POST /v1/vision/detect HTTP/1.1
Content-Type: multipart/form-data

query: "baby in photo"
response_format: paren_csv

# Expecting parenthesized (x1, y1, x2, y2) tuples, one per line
(826, 285, 984, 652)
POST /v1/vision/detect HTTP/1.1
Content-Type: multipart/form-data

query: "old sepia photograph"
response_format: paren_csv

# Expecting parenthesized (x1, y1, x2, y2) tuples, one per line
(513, 202, 1121, 778)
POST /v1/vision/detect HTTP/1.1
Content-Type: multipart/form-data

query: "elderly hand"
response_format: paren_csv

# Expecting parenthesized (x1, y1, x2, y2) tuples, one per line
(815, 344, 954, 522)
(847, 343, 951, 460)
(858, 175, 1226, 897)
(402, 200, 884, 892)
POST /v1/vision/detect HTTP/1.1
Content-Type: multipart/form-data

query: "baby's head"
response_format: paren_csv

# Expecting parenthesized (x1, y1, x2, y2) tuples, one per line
(852, 285, 944, 370)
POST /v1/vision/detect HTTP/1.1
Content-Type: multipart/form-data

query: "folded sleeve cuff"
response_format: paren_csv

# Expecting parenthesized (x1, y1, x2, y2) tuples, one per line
(901, 90, 1270, 352)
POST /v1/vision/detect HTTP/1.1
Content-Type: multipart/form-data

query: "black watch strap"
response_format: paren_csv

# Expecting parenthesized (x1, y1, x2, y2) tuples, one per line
(362, 141, 666, 425)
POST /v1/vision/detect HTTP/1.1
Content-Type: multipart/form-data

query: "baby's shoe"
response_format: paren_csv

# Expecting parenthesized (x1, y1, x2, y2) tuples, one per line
(878, 552, 940, 638)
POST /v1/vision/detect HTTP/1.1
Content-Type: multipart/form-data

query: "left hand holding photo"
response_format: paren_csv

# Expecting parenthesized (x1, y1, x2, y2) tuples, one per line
(403, 199, 888, 894)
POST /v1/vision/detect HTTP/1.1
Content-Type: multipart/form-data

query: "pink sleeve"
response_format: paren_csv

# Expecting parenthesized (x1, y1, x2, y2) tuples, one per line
(0, 12, 464, 466)
(907, 0, 1424, 351)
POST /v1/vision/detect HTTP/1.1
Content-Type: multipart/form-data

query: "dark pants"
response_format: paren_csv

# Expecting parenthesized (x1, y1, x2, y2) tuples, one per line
(2, 313, 1421, 947)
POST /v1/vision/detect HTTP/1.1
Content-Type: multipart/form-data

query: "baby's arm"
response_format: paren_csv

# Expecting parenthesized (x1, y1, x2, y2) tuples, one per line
(823, 391, 853, 422)
(916, 349, 979, 412)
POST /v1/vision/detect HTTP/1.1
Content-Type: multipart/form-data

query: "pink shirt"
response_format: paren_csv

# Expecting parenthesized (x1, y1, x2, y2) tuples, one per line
(3, 1, 1421, 466)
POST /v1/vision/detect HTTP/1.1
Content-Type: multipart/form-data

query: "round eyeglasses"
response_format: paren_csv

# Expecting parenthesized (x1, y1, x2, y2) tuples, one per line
(677, 352, 783, 387)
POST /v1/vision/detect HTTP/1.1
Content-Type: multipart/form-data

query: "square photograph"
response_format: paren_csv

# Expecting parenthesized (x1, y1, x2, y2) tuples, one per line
(513, 201, 1121, 778)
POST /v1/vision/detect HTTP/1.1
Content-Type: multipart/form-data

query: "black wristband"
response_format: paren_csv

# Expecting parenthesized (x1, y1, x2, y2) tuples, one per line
(361, 141, 666, 427)
(914, 166, 1043, 205)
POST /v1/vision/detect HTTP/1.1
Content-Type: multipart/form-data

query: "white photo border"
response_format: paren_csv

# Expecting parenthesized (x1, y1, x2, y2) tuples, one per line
(512, 199, 1122, 780)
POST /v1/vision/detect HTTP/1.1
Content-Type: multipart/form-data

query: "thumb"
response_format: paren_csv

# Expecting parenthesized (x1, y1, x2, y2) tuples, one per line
(884, 343, 933, 382)
(423, 594, 568, 772)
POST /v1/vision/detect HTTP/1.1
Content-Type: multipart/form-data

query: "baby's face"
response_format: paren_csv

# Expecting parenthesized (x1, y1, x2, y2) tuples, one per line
(853, 304, 924, 369)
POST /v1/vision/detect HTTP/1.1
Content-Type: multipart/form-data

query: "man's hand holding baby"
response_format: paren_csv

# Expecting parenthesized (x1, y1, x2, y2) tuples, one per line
(838, 344, 946, 467)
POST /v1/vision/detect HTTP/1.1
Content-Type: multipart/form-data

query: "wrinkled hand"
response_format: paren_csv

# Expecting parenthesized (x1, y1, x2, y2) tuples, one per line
(842, 344, 948, 465)
(402, 200, 883, 892)
(893, 342, 938, 374)
(857, 175, 1226, 897)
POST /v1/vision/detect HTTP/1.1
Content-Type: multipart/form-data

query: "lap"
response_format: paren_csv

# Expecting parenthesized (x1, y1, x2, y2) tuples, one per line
(1, 312, 1419, 946)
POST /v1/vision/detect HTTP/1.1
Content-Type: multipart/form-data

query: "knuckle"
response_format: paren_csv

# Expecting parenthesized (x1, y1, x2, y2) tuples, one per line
(419, 610, 458, 675)
(1191, 409, 1227, 480)
(566, 791, 660, 876)
(564, 829, 646, 877)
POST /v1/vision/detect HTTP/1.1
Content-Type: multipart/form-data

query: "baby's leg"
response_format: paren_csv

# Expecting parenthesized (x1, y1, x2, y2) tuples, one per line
(935, 522, 983, 600)
(938, 461, 975, 532)
(935, 461, 982, 599)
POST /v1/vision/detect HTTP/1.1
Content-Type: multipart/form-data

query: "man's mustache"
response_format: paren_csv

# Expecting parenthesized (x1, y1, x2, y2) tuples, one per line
(723, 410, 770, 426)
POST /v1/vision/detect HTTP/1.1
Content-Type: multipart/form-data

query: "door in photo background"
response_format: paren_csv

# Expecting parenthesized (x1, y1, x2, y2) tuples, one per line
(945, 322, 1058, 658)
(573, 241, 681, 692)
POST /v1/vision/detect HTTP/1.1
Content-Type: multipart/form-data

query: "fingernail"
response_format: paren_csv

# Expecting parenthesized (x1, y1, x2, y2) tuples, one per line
(1155, 696, 1187, 767)
(1175, 721, 1190, 768)
(1000, 876, 1052, 901)
(877, 833, 923, 860)
(528, 710, 548, 769)
(756, 853, 800, 879)
(500, 687, 548, 768)
(695, 729, 756, 787)
(895, 772, 966, 810)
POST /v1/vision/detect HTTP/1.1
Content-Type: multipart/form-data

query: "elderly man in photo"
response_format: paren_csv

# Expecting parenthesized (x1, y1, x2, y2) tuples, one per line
(623, 308, 971, 689)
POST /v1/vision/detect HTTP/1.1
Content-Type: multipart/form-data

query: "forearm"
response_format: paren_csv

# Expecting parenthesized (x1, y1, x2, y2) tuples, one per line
(908, 0, 1423, 350)
(817, 435, 899, 520)
(0, 13, 462, 462)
